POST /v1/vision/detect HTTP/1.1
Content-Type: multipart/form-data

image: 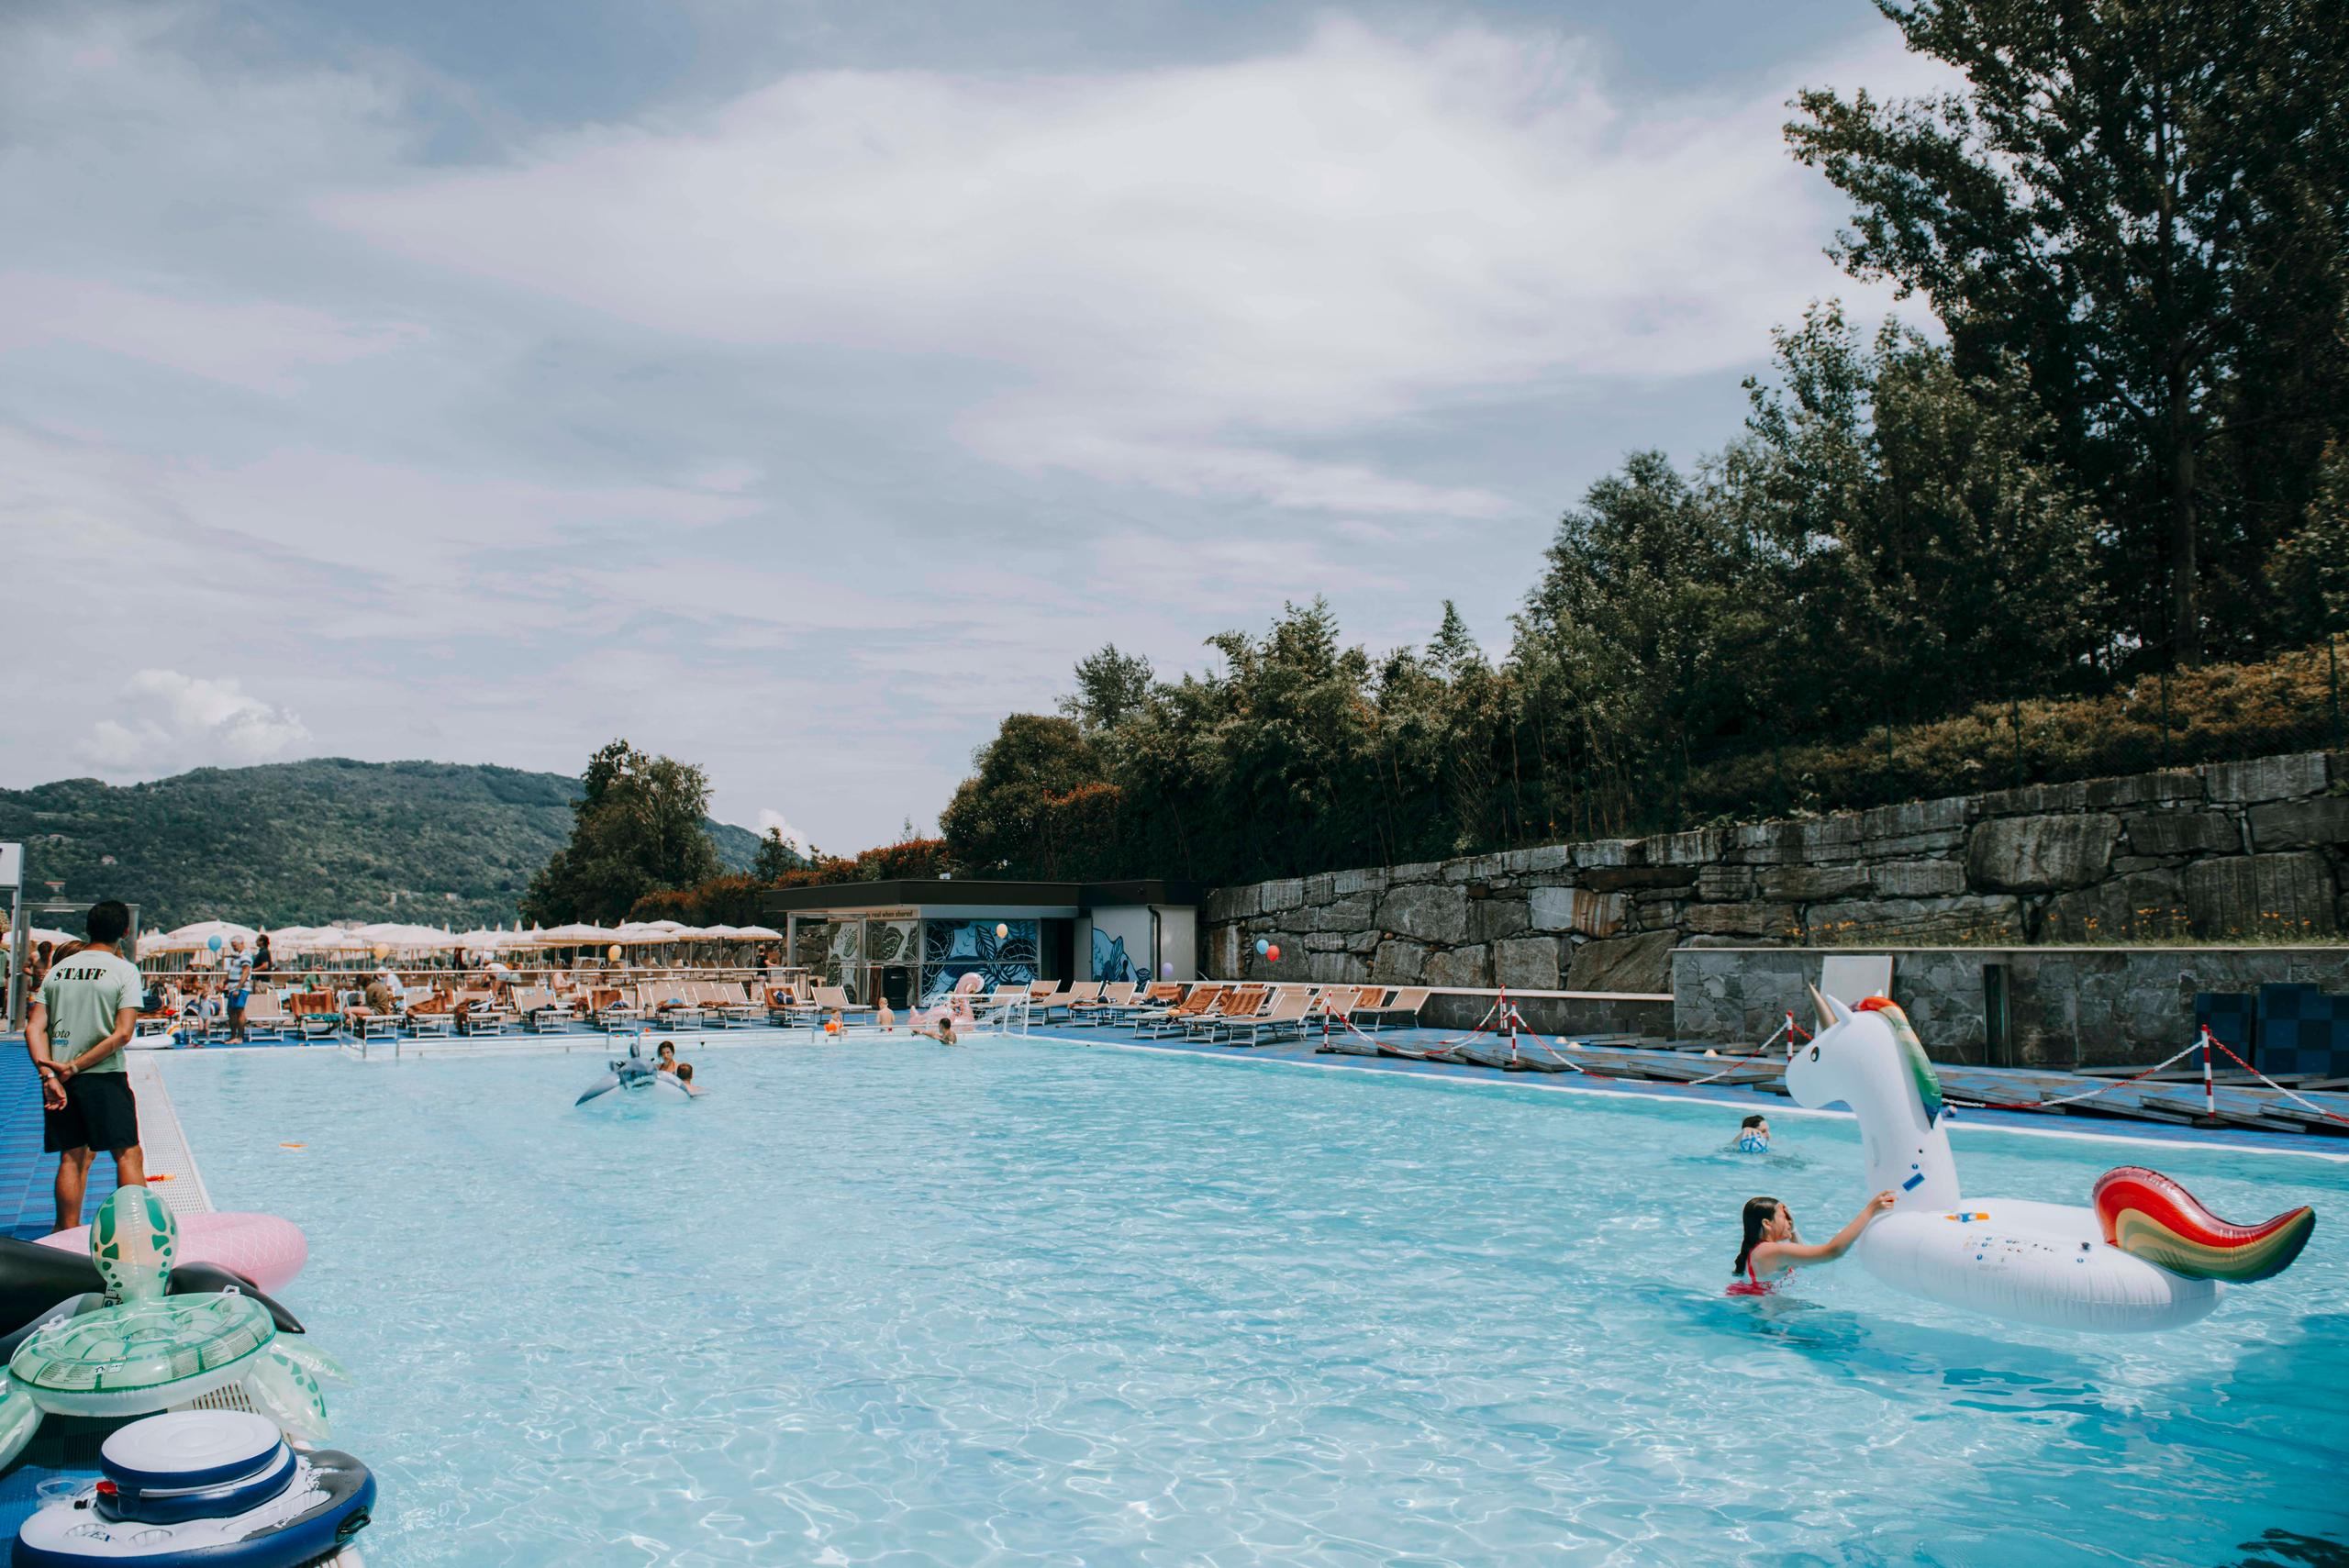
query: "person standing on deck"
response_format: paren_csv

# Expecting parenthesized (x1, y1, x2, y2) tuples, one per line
(25, 900, 145, 1233)
(220, 935, 253, 1043)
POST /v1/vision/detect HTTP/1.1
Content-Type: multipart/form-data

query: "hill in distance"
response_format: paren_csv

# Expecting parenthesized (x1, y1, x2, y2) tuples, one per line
(0, 759, 762, 932)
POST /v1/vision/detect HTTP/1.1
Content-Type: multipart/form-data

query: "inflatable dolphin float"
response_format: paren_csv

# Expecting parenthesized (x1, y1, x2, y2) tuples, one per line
(575, 1041, 693, 1107)
(1785, 988, 2314, 1333)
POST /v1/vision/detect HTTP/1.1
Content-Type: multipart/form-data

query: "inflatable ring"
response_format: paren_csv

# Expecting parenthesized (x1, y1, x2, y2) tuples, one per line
(10, 1290, 274, 1417)
(39, 1211, 309, 1296)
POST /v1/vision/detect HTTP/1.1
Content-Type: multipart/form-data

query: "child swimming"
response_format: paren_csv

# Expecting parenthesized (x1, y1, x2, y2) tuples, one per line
(1733, 1114, 1770, 1153)
(1729, 1191, 1895, 1295)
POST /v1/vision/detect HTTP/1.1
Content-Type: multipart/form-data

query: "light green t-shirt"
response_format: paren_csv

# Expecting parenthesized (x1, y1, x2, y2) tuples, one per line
(36, 948, 140, 1074)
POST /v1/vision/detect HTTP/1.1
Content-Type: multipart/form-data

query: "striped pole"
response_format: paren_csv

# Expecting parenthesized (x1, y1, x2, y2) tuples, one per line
(2199, 1026, 2219, 1127)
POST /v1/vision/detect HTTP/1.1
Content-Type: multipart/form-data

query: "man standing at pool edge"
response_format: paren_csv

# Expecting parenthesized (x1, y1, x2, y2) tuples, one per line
(25, 900, 145, 1233)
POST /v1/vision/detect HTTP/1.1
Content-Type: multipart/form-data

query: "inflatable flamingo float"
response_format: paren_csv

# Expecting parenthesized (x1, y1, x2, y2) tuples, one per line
(1784, 988, 2314, 1332)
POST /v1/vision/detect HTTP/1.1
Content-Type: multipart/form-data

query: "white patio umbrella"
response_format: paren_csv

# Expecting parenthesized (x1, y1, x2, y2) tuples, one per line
(535, 922, 618, 944)
(733, 925, 782, 940)
(2, 926, 79, 949)
(151, 920, 259, 953)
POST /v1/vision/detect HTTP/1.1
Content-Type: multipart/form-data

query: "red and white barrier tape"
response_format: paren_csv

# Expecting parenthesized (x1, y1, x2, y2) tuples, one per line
(2199, 1029, 2349, 1127)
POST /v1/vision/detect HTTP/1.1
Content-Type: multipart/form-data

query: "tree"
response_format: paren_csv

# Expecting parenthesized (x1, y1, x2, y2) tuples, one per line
(751, 828, 803, 882)
(520, 740, 723, 924)
(937, 715, 1108, 876)
(1059, 644, 1156, 733)
(1787, 0, 2349, 665)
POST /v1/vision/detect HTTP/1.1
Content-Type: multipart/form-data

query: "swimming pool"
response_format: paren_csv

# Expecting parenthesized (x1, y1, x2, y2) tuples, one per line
(165, 1039, 2349, 1566)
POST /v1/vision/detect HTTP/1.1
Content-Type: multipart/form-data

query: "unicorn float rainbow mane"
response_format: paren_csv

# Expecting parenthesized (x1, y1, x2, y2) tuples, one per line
(1783, 987, 2314, 1331)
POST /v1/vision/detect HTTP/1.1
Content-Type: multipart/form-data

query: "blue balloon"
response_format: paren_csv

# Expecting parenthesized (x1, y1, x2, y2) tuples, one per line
(207, 935, 223, 952)
(1161, 962, 1174, 977)
(1253, 938, 1269, 956)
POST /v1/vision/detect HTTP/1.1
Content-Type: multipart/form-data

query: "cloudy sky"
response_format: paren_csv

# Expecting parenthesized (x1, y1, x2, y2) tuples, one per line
(2, 0, 1937, 850)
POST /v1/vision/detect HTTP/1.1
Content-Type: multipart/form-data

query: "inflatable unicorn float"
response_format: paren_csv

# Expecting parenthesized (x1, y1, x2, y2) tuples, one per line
(1785, 988, 2315, 1332)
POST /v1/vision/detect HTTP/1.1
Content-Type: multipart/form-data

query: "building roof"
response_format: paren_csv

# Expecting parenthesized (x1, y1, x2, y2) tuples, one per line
(759, 878, 1201, 917)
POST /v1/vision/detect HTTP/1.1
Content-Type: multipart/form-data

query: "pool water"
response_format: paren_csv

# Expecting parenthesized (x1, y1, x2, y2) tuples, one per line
(165, 1040, 2349, 1567)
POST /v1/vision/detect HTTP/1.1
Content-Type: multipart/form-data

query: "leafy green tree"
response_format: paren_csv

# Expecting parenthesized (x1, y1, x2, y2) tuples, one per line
(751, 828, 804, 882)
(1058, 645, 1156, 734)
(1787, 0, 2349, 665)
(521, 740, 723, 924)
(937, 715, 1108, 875)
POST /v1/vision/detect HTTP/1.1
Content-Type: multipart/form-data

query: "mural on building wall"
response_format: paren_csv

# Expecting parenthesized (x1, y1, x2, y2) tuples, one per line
(920, 918, 1038, 1005)
(827, 921, 861, 1001)
(1090, 928, 1138, 984)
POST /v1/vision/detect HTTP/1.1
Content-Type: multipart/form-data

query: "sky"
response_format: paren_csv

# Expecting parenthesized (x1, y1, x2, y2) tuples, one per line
(1, 0, 1943, 851)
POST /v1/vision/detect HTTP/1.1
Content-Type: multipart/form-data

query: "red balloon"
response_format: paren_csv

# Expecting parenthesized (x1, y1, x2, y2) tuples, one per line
(1265, 944, 1282, 962)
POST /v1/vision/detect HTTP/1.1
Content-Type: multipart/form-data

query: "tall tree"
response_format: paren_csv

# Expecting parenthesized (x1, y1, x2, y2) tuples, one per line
(1787, 0, 2349, 664)
(751, 827, 804, 882)
(521, 740, 723, 923)
(1058, 645, 1156, 734)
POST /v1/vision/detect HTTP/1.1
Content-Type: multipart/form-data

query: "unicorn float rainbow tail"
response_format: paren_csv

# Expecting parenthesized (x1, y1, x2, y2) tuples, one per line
(2093, 1167, 2315, 1284)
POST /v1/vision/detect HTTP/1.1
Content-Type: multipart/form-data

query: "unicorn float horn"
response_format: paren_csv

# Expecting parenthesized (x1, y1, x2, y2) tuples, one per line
(1808, 984, 1851, 1035)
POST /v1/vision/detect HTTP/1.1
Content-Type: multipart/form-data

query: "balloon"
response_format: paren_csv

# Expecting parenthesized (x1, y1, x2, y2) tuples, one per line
(995, 923, 1008, 940)
(371, 944, 389, 961)
(207, 936, 223, 952)
(1253, 938, 1269, 956)
(1161, 961, 1174, 977)
(1265, 944, 1281, 962)
(607, 944, 624, 961)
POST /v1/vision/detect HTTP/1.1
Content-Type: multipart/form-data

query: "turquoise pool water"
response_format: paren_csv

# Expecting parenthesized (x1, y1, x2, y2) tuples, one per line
(165, 1040, 2349, 1567)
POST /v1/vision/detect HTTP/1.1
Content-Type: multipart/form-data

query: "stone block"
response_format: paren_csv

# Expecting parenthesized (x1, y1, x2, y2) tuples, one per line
(1862, 796, 1971, 840)
(1581, 865, 1697, 893)
(1347, 929, 1381, 954)
(2121, 810, 2242, 857)
(1965, 813, 2120, 892)
(1372, 939, 1428, 983)
(1261, 878, 1305, 912)
(1493, 936, 1562, 991)
(1303, 873, 1337, 905)
(1685, 901, 1800, 939)
(1376, 883, 1470, 945)
(2249, 795, 2349, 851)
(1388, 861, 1443, 884)
(1976, 780, 2089, 817)
(1721, 821, 1809, 865)
(2183, 851, 2339, 939)
(1653, 828, 1724, 865)
(1797, 817, 1865, 857)
(1862, 828, 1969, 859)
(2086, 770, 2203, 809)
(1332, 867, 1386, 895)
(2203, 753, 2327, 804)
(1695, 864, 1754, 901)
(1498, 845, 1574, 876)
(1205, 885, 1256, 923)
(1529, 885, 1624, 937)
(1805, 895, 2029, 945)
(1575, 840, 1637, 869)
(1423, 944, 1492, 988)
(1758, 864, 1868, 903)
(2041, 869, 2191, 943)
(1565, 930, 1677, 994)
(1469, 898, 1531, 944)
(1304, 930, 1349, 952)
(1870, 860, 1966, 898)
(1305, 950, 1369, 984)
(1313, 894, 1376, 930)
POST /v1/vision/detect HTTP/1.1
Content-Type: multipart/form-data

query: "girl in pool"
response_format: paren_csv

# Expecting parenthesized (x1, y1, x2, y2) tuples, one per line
(654, 1040, 678, 1073)
(1730, 1190, 1896, 1295)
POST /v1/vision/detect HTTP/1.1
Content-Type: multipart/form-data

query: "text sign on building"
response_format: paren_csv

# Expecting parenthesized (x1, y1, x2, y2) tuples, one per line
(0, 843, 19, 889)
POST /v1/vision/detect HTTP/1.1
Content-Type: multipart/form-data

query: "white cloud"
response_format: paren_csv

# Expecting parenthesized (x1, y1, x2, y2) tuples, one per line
(80, 670, 311, 773)
(322, 18, 1940, 514)
(0, 273, 422, 394)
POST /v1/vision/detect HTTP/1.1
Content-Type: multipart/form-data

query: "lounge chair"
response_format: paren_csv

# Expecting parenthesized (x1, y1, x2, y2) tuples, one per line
(1067, 982, 1136, 1028)
(1113, 983, 1186, 1027)
(454, 989, 517, 1036)
(404, 989, 459, 1039)
(974, 985, 1030, 1023)
(285, 991, 345, 1041)
(811, 985, 874, 1025)
(1221, 988, 1314, 1047)
(764, 984, 815, 1027)
(1187, 985, 1266, 1040)
(1353, 987, 1429, 1031)
(1040, 982, 1100, 1023)
(1135, 985, 1227, 1040)
(511, 986, 573, 1033)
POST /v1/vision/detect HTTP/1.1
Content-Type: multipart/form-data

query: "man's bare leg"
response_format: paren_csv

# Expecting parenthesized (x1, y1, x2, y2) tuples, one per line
(52, 1146, 92, 1233)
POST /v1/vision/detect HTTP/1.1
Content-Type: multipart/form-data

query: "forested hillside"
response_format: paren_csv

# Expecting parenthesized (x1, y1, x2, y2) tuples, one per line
(0, 759, 759, 930)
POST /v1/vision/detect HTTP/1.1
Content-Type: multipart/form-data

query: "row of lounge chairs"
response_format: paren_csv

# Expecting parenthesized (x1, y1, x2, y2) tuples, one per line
(996, 980, 1429, 1047)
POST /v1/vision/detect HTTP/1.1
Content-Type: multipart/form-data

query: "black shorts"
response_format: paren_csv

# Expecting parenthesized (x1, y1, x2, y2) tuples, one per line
(44, 1073, 140, 1154)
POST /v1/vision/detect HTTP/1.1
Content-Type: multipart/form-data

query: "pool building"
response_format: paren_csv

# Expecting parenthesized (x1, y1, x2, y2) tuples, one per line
(763, 878, 1201, 1009)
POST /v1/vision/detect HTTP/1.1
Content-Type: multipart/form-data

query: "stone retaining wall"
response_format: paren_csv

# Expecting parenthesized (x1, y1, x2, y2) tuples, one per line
(1202, 751, 2349, 1011)
(1672, 945, 2349, 1068)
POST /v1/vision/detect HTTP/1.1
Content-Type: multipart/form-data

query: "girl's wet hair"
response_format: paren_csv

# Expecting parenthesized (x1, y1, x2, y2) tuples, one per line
(1734, 1195, 1782, 1275)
